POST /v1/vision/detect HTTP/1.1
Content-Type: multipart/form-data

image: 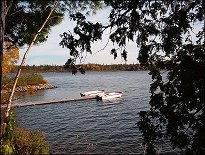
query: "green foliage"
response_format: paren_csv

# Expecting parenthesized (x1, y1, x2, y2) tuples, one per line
(2, 73, 47, 89)
(60, 0, 205, 154)
(1, 110, 16, 154)
(1, 109, 49, 155)
(17, 73, 47, 86)
(2, 73, 47, 103)
(5, 1, 104, 47)
(14, 128, 49, 154)
(18, 64, 147, 74)
(63, 63, 146, 73)
(5, 0, 64, 47)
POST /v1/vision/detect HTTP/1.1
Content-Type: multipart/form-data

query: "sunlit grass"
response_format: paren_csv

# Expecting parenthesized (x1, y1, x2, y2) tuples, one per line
(1, 73, 47, 104)
(2, 73, 47, 89)
(14, 127, 49, 154)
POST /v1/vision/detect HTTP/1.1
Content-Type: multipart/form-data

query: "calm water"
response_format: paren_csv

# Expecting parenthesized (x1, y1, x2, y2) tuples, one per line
(14, 71, 176, 154)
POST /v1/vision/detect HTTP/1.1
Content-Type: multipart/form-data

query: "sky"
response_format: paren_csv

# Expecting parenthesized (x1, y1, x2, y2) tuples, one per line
(18, 7, 203, 66)
(19, 7, 139, 66)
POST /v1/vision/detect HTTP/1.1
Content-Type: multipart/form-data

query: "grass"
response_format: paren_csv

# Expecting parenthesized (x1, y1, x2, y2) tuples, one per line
(2, 73, 47, 89)
(14, 127, 49, 154)
(1, 73, 48, 104)
(1, 74, 49, 154)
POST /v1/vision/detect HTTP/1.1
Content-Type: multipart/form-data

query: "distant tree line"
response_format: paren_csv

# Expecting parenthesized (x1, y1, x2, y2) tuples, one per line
(12, 63, 151, 73)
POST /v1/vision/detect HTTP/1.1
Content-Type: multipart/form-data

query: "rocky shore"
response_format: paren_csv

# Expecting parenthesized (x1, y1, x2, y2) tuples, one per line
(2, 83, 57, 93)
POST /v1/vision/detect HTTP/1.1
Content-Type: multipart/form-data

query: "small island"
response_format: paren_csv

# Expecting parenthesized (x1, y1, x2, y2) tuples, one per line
(2, 73, 57, 103)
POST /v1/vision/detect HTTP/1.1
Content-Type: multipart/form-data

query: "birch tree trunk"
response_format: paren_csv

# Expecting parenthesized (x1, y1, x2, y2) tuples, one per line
(2, 0, 60, 136)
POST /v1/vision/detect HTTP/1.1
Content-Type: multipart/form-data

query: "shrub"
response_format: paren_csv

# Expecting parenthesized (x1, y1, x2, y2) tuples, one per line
(1, 110, 49, 155)
(2, 73, 47, 88)
(14, 127, 49, 154)
(17, 73, 47, 86)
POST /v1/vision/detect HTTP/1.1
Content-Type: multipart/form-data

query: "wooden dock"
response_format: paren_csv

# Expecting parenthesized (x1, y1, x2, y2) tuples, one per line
(12, 96, 96, 107)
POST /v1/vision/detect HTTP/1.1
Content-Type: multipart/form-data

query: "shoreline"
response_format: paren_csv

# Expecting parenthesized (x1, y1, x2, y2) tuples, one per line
(1, 83, 57, 94)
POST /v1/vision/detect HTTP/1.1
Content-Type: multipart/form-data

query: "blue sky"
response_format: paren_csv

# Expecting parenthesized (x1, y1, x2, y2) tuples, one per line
(19, 7, 203, 66)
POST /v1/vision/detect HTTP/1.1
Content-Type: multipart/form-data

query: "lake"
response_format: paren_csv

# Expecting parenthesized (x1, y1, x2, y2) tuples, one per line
(14, 71, 177, 154)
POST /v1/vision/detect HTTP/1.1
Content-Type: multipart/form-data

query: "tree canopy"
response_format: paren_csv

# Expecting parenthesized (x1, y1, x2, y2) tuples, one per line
(5, 1, 102, 46)
(0, 0, 64, 107)
(0, 1, 103, 153)
(0, 0, 103, 99)
(60, 0, 205, 154)
(4, 0, 64, 47)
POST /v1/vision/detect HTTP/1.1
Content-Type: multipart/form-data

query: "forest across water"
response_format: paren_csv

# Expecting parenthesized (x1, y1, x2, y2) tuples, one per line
(14, 63, 151, 73)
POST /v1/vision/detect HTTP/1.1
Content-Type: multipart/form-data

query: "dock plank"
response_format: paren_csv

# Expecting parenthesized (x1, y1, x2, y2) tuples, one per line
(12, 96, 96, 107)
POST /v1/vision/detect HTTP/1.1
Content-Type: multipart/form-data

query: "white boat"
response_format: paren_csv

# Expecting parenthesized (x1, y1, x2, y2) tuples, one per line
(96, 92, 123, 100)
(80, 90, 105, 97)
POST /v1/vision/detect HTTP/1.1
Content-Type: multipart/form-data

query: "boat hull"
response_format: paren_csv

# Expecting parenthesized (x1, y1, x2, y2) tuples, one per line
(97, 92, 123, 101)
(80, 90, 105, 97)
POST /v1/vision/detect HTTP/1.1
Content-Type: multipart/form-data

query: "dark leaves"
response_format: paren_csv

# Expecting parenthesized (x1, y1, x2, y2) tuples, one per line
(79, 66, 85, 74)
(110, 49, 127, 61)
(121, 49, 127, 61)
(71, 66, 77, 75)
(110, 48, 117, 60)
(70, 12, 86, 24)
(60, 2, 205, 153)
(6, 1, 64, 47)
(64, 58, 85, 75)
(60, 12, 103, 58)
(64, 58, 74, 69)
(137, 45, 150, 65)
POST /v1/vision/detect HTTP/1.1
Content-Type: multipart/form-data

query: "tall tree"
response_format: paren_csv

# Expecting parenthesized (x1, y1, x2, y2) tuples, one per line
(0, 0, 64, 105)
(0, 0, 7, 112)
(0, 2, 103, 154)
(0, 0, 103, 104)
(60, 0, 205, 154)
(0, 0, 103, 137)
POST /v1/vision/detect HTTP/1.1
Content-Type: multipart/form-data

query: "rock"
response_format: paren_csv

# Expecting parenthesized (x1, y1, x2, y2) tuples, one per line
(1, 83, 57, 93)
